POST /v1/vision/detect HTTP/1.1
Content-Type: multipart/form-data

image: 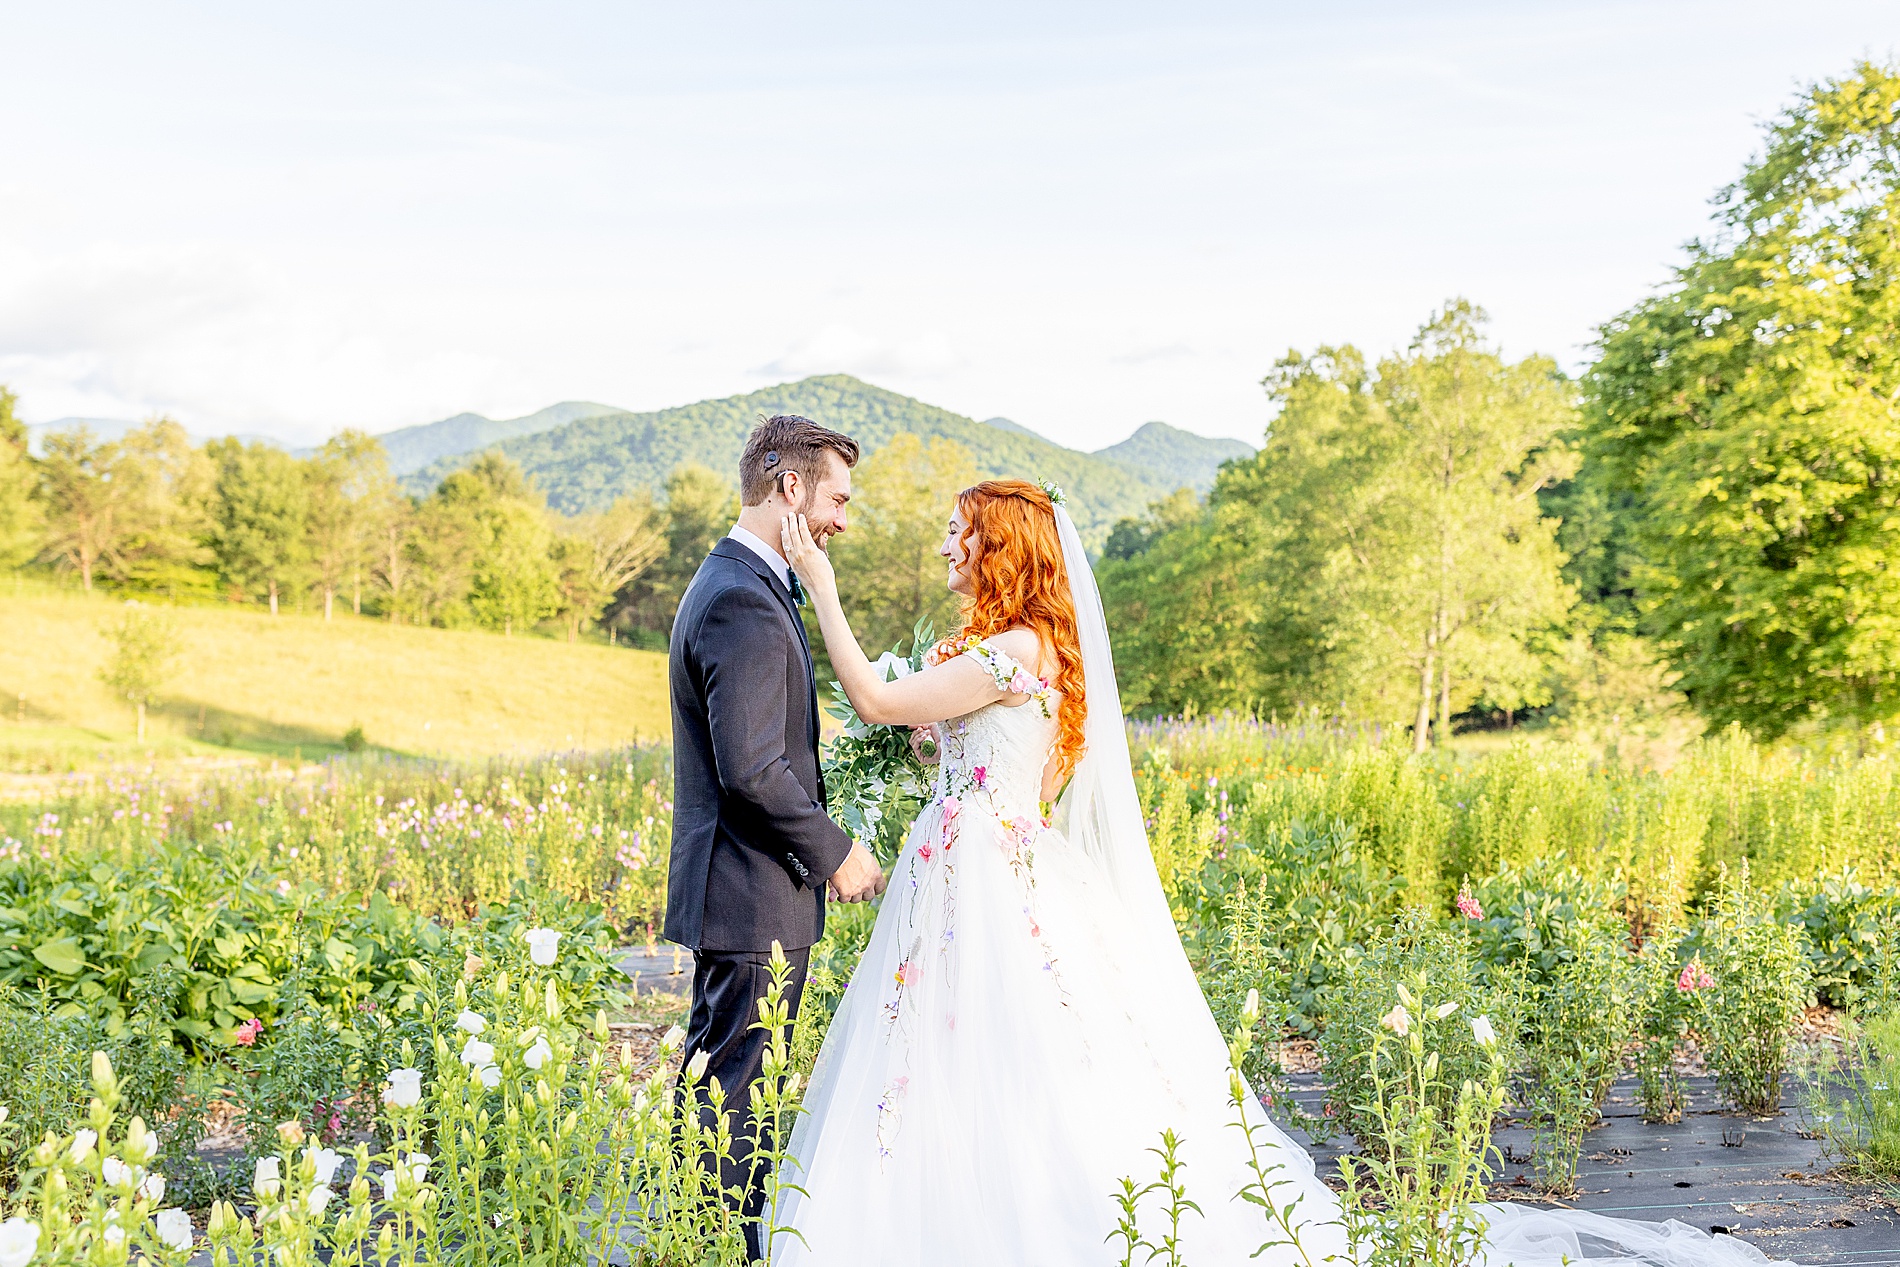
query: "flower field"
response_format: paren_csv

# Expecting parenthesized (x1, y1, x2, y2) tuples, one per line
(0, 720, 1897, 1263)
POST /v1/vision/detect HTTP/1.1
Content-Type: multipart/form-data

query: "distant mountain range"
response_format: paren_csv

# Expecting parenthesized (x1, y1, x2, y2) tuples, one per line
(25, 417, 286, 456)
(374, 401, 623, 475)
(22, 378, 1256, 544)
(401, 375, 1254, 542)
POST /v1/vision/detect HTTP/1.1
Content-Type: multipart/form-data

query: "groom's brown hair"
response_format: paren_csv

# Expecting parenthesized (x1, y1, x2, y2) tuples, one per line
(740, 415, 861, 506)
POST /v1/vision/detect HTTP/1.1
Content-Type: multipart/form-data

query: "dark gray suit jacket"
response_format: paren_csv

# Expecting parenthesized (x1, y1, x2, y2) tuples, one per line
(663, 538, 852, 952)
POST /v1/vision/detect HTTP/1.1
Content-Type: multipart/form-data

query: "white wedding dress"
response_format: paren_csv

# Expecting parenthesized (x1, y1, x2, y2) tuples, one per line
(772, 508, 1784, 1267)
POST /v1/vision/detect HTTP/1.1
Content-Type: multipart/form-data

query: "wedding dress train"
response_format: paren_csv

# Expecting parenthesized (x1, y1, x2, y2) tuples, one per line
(772, 508, 1784, 1267)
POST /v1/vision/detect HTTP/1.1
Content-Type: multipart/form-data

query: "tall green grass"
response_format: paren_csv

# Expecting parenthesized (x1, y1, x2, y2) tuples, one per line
(1133, 719, 1900, 929)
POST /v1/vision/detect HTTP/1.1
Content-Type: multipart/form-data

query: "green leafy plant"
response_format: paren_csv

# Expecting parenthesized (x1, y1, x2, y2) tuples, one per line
(1334, 974, 1510, 1267)
(821, 617, 937, 862)
(1465, 856, 1627, 986)
(1800, 1008, 1900, 1180)
(1318, 909, 1520, 1153)
(1698, 866, 1813, 1116)
(1205, 818, 1406, 1042)
(0, 839, 624, 1055)
(1776, 870, 1900, 1010)
(1631, 927, 1695, 1123)
(1516, 928, 1636, 1194)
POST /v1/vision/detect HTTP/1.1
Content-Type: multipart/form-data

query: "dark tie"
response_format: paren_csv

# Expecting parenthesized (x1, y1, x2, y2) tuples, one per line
(788, 572, 807, 608)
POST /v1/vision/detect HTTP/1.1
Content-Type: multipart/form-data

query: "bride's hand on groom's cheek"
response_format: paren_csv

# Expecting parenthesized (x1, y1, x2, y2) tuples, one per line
(781, 514, 836, 597)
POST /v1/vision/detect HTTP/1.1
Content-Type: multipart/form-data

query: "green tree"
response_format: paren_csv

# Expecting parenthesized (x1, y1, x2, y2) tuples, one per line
(306, 431, 393, 620)
(436, 452, 558, 636)
(209, 439, 312, 614)
(828, 433, 980, 656)
(39, 427, 127, 592)
(551, 496, 666, 643)
(1098, 490, 1273, 715)
(0, 386, 41, 569)
(1584, 62, 1900, 739)
(1104, 306, 1577, 740)
(98, 601, 181, 742)
(1372, 304, 1578, 746)
(398, 494, 475, 627)
(369, 494, 420, 622)
(616, 463, 739, 641)
(103, 419, 216, 596)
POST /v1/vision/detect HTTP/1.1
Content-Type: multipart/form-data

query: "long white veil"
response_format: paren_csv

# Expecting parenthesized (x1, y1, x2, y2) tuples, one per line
(1047, 504, 1784, 1267)
(1049, 505, 1204, 994)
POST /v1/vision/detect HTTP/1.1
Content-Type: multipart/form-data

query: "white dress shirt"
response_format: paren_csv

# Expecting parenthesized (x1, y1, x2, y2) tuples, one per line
(727, 523, 792, 591)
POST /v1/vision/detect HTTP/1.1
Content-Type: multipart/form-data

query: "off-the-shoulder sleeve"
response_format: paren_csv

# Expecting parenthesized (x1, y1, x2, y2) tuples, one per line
(965, 639, 1055, 715)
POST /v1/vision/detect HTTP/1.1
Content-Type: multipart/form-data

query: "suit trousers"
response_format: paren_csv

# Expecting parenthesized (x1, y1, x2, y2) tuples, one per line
(681, 943, 812, 1260)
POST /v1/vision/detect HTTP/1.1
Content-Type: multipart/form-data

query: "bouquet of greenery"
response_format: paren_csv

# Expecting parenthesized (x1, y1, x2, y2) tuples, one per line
(822, 617, 939, 864)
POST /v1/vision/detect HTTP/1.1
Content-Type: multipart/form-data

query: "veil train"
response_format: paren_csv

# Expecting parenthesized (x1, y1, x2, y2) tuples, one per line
(1046, 504, 1782, 1267)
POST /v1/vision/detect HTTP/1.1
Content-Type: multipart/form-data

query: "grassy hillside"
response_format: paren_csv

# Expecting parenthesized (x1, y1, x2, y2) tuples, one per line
(0, 583, 669, 770)
(408, 375, 1212, 543)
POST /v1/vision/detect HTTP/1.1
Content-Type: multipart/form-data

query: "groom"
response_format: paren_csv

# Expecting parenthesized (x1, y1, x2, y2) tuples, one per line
(665, 413, 885, 1256)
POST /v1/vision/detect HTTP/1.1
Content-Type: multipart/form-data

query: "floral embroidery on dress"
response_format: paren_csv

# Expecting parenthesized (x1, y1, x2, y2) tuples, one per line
(874, 1074, 910, 1164)
(867, 638, 1068, 1164)
(966, 640, 1056, 719)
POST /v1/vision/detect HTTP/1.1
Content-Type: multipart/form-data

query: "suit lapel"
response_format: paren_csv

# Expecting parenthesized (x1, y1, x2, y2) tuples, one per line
(710, 538, 813, 677)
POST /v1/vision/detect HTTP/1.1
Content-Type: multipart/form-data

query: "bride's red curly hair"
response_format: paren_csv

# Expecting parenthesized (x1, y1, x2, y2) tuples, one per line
(951, 479, 1087, 782)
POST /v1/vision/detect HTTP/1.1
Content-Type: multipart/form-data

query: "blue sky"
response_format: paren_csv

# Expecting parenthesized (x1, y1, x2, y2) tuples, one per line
(2, 2, 1897, 450)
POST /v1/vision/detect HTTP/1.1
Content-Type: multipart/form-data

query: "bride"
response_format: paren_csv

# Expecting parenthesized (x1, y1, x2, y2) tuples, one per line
(772, 478, 1778, 1267)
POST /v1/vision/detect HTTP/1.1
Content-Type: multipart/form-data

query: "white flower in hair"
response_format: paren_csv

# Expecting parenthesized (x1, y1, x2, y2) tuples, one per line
(1036, 478, 1068, 507)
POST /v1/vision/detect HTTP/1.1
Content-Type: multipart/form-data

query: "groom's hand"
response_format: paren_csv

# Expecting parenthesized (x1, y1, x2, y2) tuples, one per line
(827, 841, 885, 903)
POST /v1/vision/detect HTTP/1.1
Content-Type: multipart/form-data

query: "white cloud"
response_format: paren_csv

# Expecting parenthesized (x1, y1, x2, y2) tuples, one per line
(1, 3, 1896, 450)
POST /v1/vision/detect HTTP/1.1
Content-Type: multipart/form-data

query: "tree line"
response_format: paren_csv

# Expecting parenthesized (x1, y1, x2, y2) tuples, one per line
(0, 404, 700, 643)
(0, 393, 987, 658)
(1099, 62, 1900, 748)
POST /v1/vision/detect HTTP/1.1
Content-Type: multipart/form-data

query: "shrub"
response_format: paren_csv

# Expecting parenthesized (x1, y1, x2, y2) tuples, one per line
(1775, 870, 1900, 1009)
(1207, 818, 1407, 1044)
(1464, 857, 1627, 986)
(0, 970, 207, 1192)
(1800, 1008, 1900, 1180)
(1630, 928, 1695, 1123)
(0, 839, 626, 1055)
(1698, 866, 1813, 1115)
(1318, 909, 1520, 1153)
(1515, 929, 1637, 1194)
(1333, 965, 1510, 1266)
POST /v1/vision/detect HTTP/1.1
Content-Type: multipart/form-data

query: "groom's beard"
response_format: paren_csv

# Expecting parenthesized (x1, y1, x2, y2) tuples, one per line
(798, 487, 836, 549)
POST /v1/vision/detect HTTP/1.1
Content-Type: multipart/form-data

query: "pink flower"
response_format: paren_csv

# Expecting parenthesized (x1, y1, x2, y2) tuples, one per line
(973, 766, 987, 789)
(234, 1017, 264, 1047)
(1007, 668, 1043, 695)
(919, 843, 933, 861)
(1676, 960, 1715, 993)
(1455, 885, 1483, 921)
